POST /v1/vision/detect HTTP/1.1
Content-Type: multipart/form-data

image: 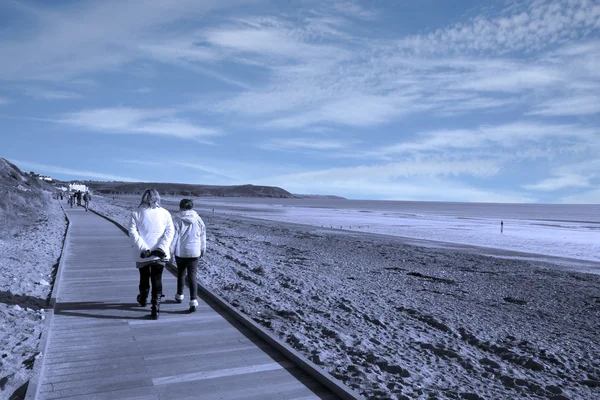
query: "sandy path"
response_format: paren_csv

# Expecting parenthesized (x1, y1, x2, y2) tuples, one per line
(90, 196, 600, 400)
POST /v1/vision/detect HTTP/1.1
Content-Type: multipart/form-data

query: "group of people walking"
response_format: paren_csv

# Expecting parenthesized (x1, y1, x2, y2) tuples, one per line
(128, 189, 206, 320)
(68, 190, 91, 210)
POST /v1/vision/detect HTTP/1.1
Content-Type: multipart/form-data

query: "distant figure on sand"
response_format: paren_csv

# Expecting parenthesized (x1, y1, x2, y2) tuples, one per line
(170, 199, 206, 312)
(501, 220, 504, 234)
(129, 189, 174, 320)
(83, 191, 91, 211)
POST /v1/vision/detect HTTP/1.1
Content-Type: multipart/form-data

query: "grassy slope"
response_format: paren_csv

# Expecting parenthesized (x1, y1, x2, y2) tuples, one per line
(0, 158, 56, 239)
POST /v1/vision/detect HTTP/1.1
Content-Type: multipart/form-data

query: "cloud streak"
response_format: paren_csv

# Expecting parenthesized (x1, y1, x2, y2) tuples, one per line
(11, 159, 140, 181)
(58, 107, 220, 140)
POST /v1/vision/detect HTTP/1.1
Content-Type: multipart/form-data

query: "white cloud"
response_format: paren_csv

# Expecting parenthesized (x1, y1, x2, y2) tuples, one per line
(11, 160, 140, 181)
(528, 94, 600, 116)
(523, 174, 591, 191)
(172, 161, 240, 182)
(58, 107, 220, 140)
(265, 160, 501, 187)
(558, 188, 600, 204)
(0, 0, 253, 82)
(4, 0, 598, 132)
(397, 0, 600, 55)
(260, 173, 533, 203)
(24, 88, 81, 100)
(377, 121, 597, 158)
(329, 0, 378, 20)
(260, 138, 350, 151)
(265, 93, 425, 129)
(452, 66, 564, 92)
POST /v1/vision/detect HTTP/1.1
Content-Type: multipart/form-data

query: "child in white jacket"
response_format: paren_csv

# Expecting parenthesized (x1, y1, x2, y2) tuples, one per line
(170, 198, 206, 312)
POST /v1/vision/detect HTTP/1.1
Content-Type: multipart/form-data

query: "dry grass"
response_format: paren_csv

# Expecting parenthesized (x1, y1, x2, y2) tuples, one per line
(0, 158, 55, 239)
(0, 189, 51, 239)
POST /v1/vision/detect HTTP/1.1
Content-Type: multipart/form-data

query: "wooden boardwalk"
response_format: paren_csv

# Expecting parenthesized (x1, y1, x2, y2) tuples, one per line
(27, 207, 350, 400)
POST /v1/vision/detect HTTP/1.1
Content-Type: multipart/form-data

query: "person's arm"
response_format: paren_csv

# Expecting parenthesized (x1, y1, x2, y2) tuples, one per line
(169, 219, 179, 259)
(199, 219, 207, 256)
(128, 212, 149, 252)
(155, 211, 175, 253)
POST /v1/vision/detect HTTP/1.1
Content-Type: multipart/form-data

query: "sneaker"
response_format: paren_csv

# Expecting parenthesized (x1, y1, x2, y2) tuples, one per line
(175, 294, 184, 303)
(137, 294, 147, 307)
(189, 299, 198, 312)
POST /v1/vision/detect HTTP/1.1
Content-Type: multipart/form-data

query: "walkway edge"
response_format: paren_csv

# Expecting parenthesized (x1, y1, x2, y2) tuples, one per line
(24, 206, 71, 400)
(90, 208, 364, 400)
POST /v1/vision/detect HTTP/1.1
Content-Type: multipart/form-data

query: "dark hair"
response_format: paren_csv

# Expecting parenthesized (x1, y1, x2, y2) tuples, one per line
(139, 189, 161, 208)
(179, 198, 194, 210)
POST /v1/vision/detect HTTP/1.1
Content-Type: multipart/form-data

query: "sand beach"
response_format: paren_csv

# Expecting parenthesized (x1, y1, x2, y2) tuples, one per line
(1, 194, 599, 399)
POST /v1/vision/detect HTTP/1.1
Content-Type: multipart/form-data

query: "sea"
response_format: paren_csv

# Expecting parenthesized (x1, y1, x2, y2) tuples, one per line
(166, 197, 600, 271)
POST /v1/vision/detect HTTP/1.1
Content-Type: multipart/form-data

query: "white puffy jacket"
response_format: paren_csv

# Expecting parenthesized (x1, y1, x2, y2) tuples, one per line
(170, 210, 206, 258)
(129, 206, 175, 264)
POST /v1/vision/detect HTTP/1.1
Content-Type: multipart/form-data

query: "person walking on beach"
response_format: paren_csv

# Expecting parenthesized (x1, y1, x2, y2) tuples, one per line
(170, 198, 206, 312)
(501, 220, 504, 234)
(83, 191, 91, 211)
(129, 189, 174, 320)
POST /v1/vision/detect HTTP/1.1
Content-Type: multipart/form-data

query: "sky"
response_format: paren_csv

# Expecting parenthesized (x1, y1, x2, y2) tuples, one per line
(1, 0, 599, 203)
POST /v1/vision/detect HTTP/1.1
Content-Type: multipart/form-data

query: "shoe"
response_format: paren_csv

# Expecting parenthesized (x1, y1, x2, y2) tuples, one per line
(151, 293, 161, 320)
(189, 299, 198, 312)
(137, 289, 149, 307)
(175, 294, 184, 303)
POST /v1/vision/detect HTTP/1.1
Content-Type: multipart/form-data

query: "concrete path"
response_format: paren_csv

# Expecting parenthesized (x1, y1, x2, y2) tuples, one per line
(29, 207, 341, 399)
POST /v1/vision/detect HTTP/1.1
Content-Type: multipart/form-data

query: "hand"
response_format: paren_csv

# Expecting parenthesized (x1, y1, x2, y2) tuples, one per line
(140, 250, 152, 259)
(150, 248, 166, 258)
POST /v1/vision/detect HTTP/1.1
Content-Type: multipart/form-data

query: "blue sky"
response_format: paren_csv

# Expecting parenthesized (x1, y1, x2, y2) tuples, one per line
(1, 0, 599, 203)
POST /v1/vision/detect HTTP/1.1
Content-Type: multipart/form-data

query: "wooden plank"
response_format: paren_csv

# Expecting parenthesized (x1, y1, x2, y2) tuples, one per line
(39, 376, 154, 399)
(44, 385, 158, 400)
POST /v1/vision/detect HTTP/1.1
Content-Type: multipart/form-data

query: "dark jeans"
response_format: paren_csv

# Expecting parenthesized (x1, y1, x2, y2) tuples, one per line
(138, 262, 165, 297)
(176, 256, 199, 300)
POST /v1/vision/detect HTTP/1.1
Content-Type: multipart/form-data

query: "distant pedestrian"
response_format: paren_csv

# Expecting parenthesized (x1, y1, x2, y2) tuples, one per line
(76, 191, 82, 206)
(500, 220, 504, 234)
(170, 199, 206, 312)
(68, 194, 74, 208)
(83, 191, 91, 211)
(129, 189, 174, 320)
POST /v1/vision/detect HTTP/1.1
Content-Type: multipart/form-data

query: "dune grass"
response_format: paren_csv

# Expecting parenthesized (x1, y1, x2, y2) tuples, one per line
(0, 188, 52, 239)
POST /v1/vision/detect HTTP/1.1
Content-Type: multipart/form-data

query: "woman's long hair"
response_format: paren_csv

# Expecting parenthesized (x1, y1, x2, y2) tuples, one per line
(138, 189, 161, 208)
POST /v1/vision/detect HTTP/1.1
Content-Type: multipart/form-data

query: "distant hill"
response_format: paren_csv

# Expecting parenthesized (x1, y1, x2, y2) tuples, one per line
(82, 181, 294, 198)
(293, 194, 346, 199)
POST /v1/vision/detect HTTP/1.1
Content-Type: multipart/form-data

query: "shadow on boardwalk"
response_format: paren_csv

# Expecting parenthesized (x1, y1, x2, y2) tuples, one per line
(54, 301, 151, 320)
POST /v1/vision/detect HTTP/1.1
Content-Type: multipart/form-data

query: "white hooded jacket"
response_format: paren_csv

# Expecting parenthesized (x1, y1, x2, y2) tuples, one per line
(129, 206, 175, 264)
(171, 210, 206, 258)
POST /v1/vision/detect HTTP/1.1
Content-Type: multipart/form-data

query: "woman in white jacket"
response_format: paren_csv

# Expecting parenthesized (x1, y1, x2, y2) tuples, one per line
(170, 198, 206, 312)
(129, 189, 174, 320)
